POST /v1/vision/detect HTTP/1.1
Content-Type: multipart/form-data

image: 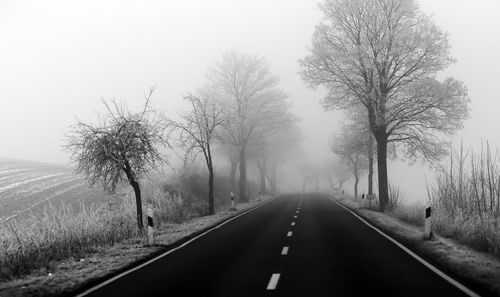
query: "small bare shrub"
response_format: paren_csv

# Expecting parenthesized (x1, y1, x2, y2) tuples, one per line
(387, 184, 406, 212)
(428, 141, 500, 258)
(389, 203, 425, 227)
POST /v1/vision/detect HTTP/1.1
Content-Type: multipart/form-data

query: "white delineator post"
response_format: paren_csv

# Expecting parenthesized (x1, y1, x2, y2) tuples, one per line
(424, 205, 432, 239)
(147, 208, 154, 245)
(229, 192, 237, 211)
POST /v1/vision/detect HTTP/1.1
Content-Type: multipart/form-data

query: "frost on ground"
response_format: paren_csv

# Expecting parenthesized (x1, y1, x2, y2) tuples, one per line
(0, 158, 116, 224)
(0, 196, 273, 297)
(333, 194, 500, 297)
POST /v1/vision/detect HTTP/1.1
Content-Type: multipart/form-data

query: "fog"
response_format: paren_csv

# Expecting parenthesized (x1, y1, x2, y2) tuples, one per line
(1, 0, 500, 202)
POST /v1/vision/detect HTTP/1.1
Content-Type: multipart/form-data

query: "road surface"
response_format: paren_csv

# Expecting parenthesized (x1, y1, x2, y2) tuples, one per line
(79, 193, 473, 297)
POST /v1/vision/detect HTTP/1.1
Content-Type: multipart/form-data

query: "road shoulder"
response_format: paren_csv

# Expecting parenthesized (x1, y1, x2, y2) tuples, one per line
(330, 194, 500, 297)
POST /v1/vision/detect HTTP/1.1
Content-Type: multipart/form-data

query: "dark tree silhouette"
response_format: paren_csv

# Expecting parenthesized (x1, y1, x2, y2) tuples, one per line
(167, 90, 224, 215)
(65, 89, 166, 231)
(331, 121, 369, 200)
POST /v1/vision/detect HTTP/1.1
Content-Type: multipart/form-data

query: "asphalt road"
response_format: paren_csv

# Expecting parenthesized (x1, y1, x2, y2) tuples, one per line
(80, 193, 472, 297)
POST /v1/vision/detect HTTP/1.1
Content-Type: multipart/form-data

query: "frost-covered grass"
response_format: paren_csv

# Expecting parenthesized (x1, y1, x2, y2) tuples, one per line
(0, 193, 272, 297)
(390, 205, 500, 257)
(388, 203, 425, 227)
(0, 180, 189, 281)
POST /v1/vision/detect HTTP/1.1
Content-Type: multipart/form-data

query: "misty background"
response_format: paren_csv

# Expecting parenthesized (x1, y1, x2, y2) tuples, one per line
(1, 0, 500, 202)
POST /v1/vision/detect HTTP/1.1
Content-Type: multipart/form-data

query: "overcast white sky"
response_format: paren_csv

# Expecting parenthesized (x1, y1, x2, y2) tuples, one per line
(1, 0, 499, 201)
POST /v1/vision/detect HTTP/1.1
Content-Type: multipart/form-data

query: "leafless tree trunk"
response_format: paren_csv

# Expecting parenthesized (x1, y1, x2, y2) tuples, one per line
(239, 147, 247, 202)
(230, 158, 238, 193)
(268, 166, 278, 193)
(368, 131, 374, 196)
(375, 131, 389, 210)
(353, 161, 359, 200)
(208, 158, 215, 215)
(257, 159, 267, 194)
(124, 160, 144, 230)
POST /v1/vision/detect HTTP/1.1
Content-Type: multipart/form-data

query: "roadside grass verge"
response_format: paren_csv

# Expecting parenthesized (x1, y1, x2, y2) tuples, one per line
(0, 172, 251, 279)
(380, 142, 500, 259)
(387, 204, 500, 258)
(0, 180, 178, 281)
(0, 181, 273, 297)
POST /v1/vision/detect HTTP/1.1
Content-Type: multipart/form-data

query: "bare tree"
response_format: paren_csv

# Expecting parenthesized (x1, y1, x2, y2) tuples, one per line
(322, 159, 336, 191)
(300, 0, 469, 210)
(346, 108, 376, 197)
(216, 141, 239, 193)
(167, 91, 225, 215)
(299, 163, 326, 192)
(65, 89, 165, 231)
(331, 159, 352, 191)
(331, 122, 369, 199)
(247, 123, 302, 194)
(208, 50, 293, 202)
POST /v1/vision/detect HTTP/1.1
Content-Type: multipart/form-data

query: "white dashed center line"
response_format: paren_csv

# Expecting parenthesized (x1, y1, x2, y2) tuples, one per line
(281, 246, 289, 255)
(287, 231, 293, 237)
(296, 210, 299, 214)
(267, 273, 280, 290)
(293, 215, 297, 219)
(291, 222, 295, 226)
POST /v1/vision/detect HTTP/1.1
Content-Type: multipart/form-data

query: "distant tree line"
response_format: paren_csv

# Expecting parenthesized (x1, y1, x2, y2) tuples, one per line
(66, 51, 300, 231)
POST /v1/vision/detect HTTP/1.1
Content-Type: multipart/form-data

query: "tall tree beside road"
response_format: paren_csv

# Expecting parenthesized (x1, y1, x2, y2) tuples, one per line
(208, 51, 293, 202)
(167, 91, 225, 215)
(331, 159, 352, 191)
(346, 108, 376, 197)
(300, 0, 470, 210)
(249, 124, 302, 193)
(65, 89, 166, 231)
(216, 141, 239, 193)
(331, 122, 369, 199)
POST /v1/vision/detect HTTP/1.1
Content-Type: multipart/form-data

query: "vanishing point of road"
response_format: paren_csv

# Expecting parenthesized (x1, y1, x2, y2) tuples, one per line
(78, 193, 476, 297)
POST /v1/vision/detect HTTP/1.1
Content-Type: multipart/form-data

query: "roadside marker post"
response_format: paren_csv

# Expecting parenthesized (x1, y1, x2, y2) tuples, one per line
(424, 205, 432, 239)
(359, 193, 365, 208)
(229, 192, 237, 211)
(147, 208, 154, 245)
(367, 194, 375, 209)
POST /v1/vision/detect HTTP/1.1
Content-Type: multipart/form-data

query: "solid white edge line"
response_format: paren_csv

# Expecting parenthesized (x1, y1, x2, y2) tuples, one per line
(281, 246, 289, 255)
(287, 231, 293, 237)
(326, 194, 480, 297)
(76, 198, 277, 297)
(266, 273, 280, 290)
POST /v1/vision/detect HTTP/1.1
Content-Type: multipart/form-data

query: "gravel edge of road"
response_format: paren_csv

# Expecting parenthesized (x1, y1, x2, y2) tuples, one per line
(330, 194, 500, 297)
(0, 196, 276, 297)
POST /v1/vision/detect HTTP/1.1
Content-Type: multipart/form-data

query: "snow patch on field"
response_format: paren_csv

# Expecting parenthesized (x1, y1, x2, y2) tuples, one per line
(0, 173, 68, 193)
(0, 159, 100, 222)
